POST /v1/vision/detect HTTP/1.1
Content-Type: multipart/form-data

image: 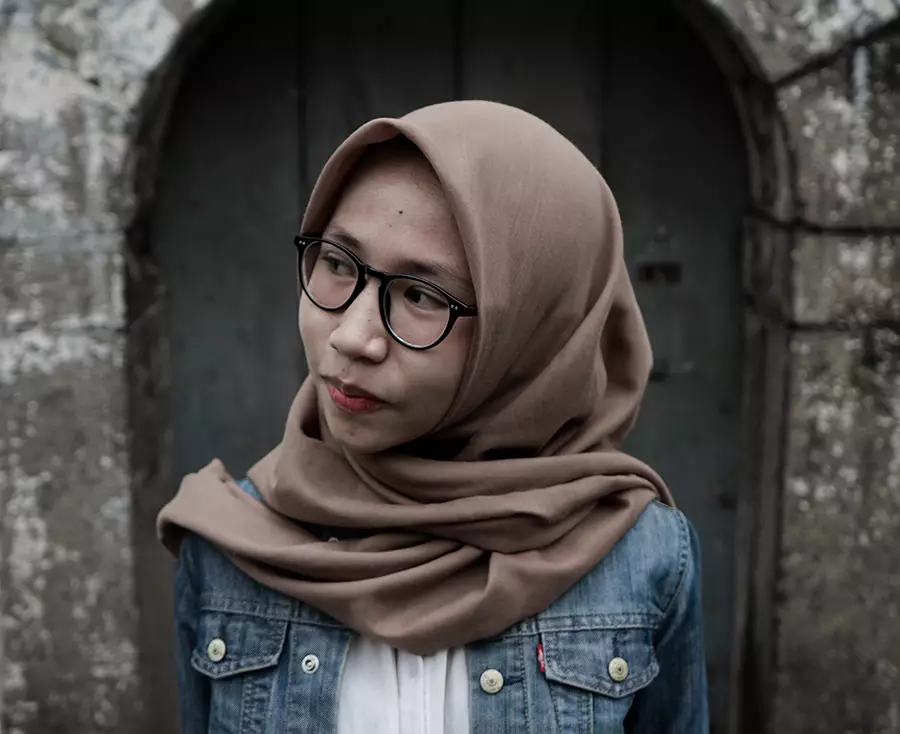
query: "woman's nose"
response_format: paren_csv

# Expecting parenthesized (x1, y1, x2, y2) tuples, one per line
(327, 280, 389, 362)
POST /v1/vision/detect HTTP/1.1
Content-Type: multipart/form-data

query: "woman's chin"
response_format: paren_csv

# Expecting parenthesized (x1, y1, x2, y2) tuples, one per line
(324, 409, 397, 454)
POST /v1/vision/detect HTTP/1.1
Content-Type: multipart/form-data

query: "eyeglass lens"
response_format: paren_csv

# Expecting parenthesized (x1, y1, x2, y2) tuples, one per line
(300, 240, 453, 348)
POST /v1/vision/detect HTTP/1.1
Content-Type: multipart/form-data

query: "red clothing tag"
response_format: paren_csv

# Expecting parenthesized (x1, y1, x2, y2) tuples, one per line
(537, 643, 545, 673)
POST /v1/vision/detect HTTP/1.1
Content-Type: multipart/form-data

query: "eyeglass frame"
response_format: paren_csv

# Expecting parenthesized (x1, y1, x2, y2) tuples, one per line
(294, 235, 478, 350)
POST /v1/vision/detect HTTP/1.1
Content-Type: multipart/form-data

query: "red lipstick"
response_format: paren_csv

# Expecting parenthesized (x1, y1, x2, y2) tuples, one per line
(326, 382, 386, 414)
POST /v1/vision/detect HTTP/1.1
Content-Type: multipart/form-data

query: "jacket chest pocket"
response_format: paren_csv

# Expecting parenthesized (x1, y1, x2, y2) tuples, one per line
(540, 628, 659, 733)
(191, 610, 289, 734)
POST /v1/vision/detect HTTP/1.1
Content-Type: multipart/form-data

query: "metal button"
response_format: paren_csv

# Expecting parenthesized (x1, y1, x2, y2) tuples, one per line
(327, 536, 339, 543)
(207, 638, 226, 662)
(608, 657, 629, 682)
(301, 654, 320, 674)
(480, 668, 504, 694)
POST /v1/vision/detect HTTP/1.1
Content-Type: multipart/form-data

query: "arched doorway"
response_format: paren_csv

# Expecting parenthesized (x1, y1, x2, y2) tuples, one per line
(149, 0, 748, 728)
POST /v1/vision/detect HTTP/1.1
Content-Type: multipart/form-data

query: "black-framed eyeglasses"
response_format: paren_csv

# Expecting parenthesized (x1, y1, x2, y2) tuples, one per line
(294, 235, 477, 350)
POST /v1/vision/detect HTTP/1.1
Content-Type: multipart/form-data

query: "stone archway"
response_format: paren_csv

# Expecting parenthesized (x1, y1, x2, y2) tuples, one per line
(122, 3, 776, 731)
(141, 6, 751, 728)
(2, 0, 898, 732)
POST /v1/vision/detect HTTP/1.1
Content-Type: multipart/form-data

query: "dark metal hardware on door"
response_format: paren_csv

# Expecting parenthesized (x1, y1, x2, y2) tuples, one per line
(637, 260, 682, 285)
(636, 225, 692, 382)
(648, 357, 695, 382)
(636, 226, 682, 286)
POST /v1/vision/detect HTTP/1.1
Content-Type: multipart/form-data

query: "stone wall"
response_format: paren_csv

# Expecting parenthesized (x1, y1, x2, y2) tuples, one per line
(770, 32, 900, 733)
(1, 0, 899, 732)
(0, 1, 213, 731)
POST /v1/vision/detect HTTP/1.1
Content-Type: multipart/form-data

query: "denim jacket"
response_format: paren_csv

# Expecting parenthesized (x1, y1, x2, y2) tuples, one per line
(174, 479, 708, 733)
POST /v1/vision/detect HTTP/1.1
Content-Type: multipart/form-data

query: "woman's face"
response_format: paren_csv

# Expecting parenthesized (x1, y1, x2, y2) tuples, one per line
(299, 151, 475, 454)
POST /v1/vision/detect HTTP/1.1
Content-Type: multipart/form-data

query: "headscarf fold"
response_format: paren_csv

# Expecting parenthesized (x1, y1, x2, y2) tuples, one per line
(158, 100, 672, 654)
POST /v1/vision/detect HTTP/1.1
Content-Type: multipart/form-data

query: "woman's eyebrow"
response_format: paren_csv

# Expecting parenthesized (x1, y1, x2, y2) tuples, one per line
(327, 228, 367, 254)
(327, 227, 475, 299)
(395, 257, 476, 299)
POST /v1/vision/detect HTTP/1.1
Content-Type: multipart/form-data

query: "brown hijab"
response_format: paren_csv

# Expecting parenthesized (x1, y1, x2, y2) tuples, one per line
(158, 100, 672, 655)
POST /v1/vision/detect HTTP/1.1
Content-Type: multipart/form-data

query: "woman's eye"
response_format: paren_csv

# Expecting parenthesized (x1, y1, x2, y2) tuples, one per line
(323, 254, 355, 276)
(405, 285, 445, 311)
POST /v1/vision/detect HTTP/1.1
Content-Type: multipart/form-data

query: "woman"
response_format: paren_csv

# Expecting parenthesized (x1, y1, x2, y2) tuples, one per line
(158, 100, 708, 733)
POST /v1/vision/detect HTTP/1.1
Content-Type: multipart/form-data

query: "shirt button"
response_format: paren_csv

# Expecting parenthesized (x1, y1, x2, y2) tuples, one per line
(480, 668, 504, 694)
(608, 657, 629, 682)
(327, 537, 339, 543)
(207, 638, 226, 662)
(301, 654, 320, 674)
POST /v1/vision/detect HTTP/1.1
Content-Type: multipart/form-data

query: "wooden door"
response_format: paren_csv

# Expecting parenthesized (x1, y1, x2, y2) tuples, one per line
(603, 8, 747, 730)
(153, 0, 304, 478)
(152, 1, 747, 729)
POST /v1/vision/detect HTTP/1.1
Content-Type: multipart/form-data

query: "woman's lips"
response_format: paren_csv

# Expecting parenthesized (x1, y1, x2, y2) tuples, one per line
(326, 382, 387, 414)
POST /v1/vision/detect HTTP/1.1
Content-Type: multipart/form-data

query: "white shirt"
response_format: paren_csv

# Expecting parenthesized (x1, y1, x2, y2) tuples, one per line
(337, 636, 470, 734)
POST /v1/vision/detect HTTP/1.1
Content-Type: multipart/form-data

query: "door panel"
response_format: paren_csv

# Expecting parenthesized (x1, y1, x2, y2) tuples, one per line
(603, 5, 747, 728)
(459, 8, 746, 723)
(301, 0, 456, 188)
(153, 0, 303, 478)
(460, 0, 604, 166)
(154, 2, 746, 730)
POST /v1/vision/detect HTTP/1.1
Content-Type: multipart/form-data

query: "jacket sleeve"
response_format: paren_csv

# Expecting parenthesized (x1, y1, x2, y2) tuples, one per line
(626, 514, 710, 733)
(174, 536, 211, 734)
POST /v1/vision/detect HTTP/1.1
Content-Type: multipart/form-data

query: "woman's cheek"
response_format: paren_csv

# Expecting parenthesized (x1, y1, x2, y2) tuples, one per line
(298, 301, 326, 366)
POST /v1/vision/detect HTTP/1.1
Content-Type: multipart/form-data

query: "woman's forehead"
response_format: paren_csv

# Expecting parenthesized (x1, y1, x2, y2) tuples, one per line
(324, 159, 475, 301)
(308, 107, 621, 316)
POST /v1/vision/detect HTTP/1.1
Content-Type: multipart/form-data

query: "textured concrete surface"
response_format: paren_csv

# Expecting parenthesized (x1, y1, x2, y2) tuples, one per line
(779, 33, 900, 227)
(0, 244, 137, 731)
(2, 2, 166, 241)
(777, 330, 900, 734)
(743, 218, 793, 317)
(708, 0, 898, 80)
(0, 0, 210, 730)
(745, 225, 900, 326)
(729, 79, 795, 221)
(792, 233, 900, 324)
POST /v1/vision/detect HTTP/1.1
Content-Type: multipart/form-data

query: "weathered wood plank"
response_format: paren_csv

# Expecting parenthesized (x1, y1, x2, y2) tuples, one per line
(459, 0, 604, 167)
(301, 0, 457, 189)
(602, 5, 749, 728)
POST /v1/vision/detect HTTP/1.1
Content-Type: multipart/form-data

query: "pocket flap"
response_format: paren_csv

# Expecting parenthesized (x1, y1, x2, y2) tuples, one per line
(190, 611, 288, 680)
(541, 627, 659, 698)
